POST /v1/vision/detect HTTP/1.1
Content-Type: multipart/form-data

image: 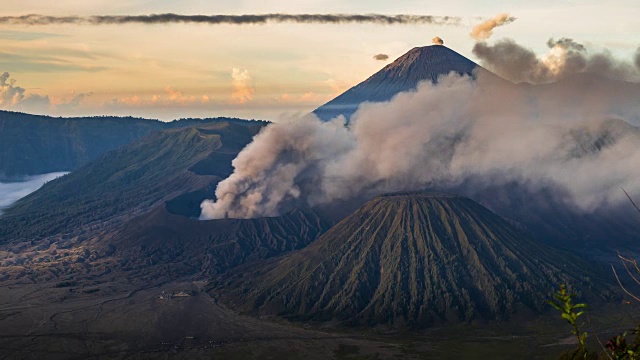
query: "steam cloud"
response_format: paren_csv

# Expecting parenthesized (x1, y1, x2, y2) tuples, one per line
(373, 54, 389, 61)
(470, 13, 516, 40)
(0, 14, 462, 26)
(201, 66, 640, 219)
(474, 38, 640, 83)
(432, 37, 444, 45)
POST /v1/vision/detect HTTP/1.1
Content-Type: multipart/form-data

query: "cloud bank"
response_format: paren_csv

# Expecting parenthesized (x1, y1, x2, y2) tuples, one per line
(0, 14, 462, 26)
(109, 86, 209, 108)
(201, 69, 640, 220)
(0, 72, 95, 115)
(0, 72, 49, 109)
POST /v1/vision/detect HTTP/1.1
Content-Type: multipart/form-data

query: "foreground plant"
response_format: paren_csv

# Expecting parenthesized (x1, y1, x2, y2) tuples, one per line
(549, 284, 640, 360)
(550, 284, 589, 351)
(605, 326, 640, 360)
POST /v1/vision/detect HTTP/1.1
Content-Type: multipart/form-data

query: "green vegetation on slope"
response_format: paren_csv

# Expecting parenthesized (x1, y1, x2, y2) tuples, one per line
(0, 121, 263, 243)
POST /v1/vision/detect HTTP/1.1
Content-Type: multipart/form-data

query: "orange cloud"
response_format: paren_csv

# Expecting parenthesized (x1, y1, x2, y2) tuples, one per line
(470, 13, 516, 40)
(230, 68, 255, 104)
(275, 78, 350, 106)
(110, 86, 210, 107)
(0, 71, 49, 109)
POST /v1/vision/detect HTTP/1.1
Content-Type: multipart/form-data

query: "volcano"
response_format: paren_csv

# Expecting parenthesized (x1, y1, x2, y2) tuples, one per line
(313, 45, 491, 121)
(219, 193, 602, 327)
(109, 205, 330, 278)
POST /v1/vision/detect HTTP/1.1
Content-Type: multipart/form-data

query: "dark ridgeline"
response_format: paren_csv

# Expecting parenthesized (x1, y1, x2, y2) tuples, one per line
(0, 121, 265, 244)
(219, 193, 602, 328)
(0, 110, 266, 178)
(313, 45, 485, 122)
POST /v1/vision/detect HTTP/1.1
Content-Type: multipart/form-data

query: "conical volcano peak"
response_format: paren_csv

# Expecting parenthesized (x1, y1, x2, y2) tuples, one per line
(313, 44, 482, 121)
(220, 193, 600, 327)
(383, 45, 474, 75)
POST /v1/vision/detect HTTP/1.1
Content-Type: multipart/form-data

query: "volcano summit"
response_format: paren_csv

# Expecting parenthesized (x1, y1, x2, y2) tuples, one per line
(313, 45, 484, 121)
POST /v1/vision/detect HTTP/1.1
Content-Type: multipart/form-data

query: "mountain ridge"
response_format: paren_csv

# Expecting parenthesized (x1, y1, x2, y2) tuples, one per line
(0, 121, 265, 244)
(0, 110, 267, 177)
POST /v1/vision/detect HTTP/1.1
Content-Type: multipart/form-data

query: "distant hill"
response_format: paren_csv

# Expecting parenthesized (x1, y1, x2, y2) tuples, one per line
(0, 110, 266, 178)
(0, 120, 265, 243)
(313, 45, 496, 121)
(219, 193, 603, 328)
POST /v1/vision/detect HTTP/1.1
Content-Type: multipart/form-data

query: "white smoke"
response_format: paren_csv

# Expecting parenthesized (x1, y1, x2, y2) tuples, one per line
(201, 69, 640, 219)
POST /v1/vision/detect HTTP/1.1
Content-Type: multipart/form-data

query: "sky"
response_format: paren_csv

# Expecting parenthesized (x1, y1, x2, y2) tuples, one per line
(0, 0, 638, 121)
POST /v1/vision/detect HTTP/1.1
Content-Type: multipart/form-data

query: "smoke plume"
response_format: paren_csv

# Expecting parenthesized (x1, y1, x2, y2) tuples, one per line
(0, 14, 462, 26)
(201, 69, 640, 219)
(373, 54, 389, 61)
(470, 13, 516, 40)
(473, 38, 640, 83)
(432, 37, 444, 45)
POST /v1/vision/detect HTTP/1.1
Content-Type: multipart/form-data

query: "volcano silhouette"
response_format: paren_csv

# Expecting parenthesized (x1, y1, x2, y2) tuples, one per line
(313, 45, 488, 121)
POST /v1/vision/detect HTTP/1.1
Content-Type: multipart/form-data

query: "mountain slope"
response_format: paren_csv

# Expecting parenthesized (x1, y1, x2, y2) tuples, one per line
(219, 193, 602, 327)
(0, 111, 266, 177)
(109, 205, 330, 278)
(0, 121, 264, 243)
(313, 45, 491, 121)
(0, 112, 164, 177)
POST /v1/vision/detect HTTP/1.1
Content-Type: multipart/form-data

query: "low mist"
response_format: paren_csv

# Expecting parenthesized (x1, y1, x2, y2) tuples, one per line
(201, 46, 640, 220)
(0, 172, 67, 213)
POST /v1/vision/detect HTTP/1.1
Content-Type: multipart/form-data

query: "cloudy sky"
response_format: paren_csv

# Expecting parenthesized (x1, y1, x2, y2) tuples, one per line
(0, 0, 638, 121)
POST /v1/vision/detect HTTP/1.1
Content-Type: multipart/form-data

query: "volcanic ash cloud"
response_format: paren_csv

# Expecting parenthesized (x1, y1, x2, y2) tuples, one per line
(201, 71, 640, 220)
(432, 37, 444, 45)
(473, 38, 640, 83)
(470, 13, 516, 40)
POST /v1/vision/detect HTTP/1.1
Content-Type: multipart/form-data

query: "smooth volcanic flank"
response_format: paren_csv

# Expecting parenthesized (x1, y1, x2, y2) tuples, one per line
(313, 45, 485, 121)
